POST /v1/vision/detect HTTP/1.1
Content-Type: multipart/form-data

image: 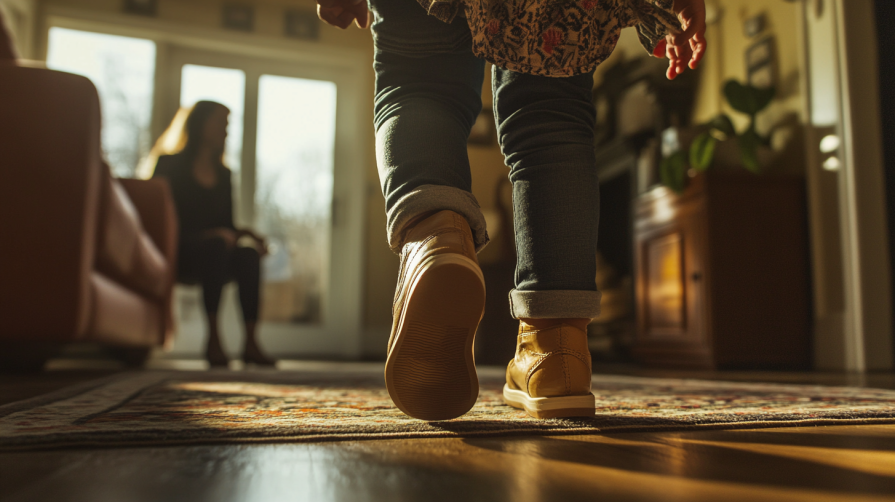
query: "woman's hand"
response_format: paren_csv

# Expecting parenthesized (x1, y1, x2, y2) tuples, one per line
(239, 229, 270, 257)
(205, 228, 239, 247)
(317, 0, 371, 29)
(654, 0, 707, 80)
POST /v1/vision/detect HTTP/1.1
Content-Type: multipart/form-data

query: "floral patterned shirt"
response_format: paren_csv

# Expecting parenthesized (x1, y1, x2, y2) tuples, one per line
(416, 0, 681, 77)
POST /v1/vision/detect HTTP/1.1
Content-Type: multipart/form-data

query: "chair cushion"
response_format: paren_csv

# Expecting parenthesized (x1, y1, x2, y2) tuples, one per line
(95, 171, 170, 301)
(86, 272, 161, 347)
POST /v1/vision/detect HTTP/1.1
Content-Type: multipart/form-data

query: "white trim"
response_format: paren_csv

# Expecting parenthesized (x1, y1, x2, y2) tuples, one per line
(834, 0, 893, 371)
(41, 6, 366, 68)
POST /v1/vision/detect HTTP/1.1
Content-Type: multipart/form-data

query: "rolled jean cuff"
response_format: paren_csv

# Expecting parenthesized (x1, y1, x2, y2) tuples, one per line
(386, 184, 490, 253)
(509, 289, 602, 320)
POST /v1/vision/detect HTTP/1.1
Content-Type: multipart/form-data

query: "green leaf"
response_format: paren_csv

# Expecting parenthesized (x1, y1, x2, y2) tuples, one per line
(724, 80, 753, 115)
(724, 80, 776, 116)
(738, 130, 762, 174)
(661, 151, 688, 193)
(710, 114, 736, 139)
(752, 86, 776, 113)
(690, 132, 717, 172)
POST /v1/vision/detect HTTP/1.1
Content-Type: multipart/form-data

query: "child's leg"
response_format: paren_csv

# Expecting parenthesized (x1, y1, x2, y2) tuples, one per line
(492, 67, 601, 319)
(370, 0, 488, 251)
(493, 67, 600, 419)
(370, 0, 488, 420)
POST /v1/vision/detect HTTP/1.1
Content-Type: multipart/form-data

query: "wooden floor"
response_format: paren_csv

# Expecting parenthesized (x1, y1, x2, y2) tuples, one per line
(2, 363, 895, 502)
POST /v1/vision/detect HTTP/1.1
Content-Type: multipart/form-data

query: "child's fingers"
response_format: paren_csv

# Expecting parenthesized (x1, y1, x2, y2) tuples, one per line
(355, 10, 372, 29)
(670, 8, 706, 47)
(689, 36, 707, 69)
(350, 2, 370, 28)
(666, 41, 680, 80)
(318, 5, 355, 28)
(653, 39, 667, 58)
(675, 41, 693, 73)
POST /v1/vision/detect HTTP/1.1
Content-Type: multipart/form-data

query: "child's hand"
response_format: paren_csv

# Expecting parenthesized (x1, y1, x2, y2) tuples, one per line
(653, 0, 707, 80)
(317, 0, 371, 29)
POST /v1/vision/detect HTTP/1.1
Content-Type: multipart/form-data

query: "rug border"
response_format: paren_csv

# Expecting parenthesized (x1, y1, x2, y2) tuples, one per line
(3, 417, 895, 453)
(0, 372, 143, 420)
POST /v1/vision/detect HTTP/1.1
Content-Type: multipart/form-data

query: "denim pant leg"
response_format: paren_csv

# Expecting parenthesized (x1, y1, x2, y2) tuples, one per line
(370, 0, 489, 252)
(492, 67, 602, 320)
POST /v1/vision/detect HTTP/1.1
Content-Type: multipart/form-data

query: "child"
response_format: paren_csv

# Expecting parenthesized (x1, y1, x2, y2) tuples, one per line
(317, 0, 706, 420)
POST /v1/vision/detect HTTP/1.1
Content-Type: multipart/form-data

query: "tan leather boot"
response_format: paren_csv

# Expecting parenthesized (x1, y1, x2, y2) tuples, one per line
(385, 210, 486, 421)
(504, 321, 595, 419)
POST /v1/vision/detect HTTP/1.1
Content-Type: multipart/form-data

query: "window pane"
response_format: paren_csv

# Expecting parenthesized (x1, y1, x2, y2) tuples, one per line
(180, 64, 246, 172)
(47, 28, 156, 178)
(256, 75, 337, 324)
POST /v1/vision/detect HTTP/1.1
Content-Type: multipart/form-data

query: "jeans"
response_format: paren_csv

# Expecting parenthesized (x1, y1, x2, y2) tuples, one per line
(371, 0, 602, 320)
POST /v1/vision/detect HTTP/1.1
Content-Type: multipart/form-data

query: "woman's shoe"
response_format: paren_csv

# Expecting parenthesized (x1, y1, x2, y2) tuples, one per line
(242, 349, 277, 367)
(205, 347, 230, 368)
(504, 320, 596, 419)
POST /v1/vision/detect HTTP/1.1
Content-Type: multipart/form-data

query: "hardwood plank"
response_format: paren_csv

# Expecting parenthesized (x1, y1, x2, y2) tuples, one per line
(2, 426, 895, 501)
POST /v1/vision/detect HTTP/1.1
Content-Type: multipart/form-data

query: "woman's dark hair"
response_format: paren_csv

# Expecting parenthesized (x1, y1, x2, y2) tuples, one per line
(181, 100, 229, 161)
(141, 100, 229, 177)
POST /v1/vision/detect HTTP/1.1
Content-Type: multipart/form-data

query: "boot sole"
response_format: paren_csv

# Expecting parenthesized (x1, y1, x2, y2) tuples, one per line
(385, 254, 485, 421)
(503, 384, 596, 419)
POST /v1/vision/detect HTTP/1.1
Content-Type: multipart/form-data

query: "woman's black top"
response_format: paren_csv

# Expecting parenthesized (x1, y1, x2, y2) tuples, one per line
(152, 153, 236, 244)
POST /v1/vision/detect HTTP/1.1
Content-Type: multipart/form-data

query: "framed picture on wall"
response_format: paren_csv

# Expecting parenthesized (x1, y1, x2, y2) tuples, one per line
(123, 0, 157, 16)
(285, 10, 320, 41)
(746, 37, 776, 89)
(223, 4, 254, 32)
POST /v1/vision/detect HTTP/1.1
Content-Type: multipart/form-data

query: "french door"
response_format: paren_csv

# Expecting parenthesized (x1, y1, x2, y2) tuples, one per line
(161, 47, 366, 360)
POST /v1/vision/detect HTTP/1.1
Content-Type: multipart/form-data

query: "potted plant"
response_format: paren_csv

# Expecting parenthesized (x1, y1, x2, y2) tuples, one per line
(660, 79, 776, 193)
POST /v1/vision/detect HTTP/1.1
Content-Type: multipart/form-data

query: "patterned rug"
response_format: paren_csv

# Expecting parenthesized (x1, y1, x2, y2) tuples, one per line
(4, 367, 895, 451)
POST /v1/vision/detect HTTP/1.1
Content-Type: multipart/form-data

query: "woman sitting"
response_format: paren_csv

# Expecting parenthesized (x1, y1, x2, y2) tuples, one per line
(151, 100, 274, 367)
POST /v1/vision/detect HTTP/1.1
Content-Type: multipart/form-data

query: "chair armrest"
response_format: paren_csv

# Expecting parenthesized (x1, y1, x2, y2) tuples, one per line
(117, 178, 178, 264)
(117, 178, 179, 345)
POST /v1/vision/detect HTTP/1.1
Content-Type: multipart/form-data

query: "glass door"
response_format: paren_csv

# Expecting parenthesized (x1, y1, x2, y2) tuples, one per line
(46, 27, 156, 177)
(161, 46, 358, 360)
(255, 75, 337, 325)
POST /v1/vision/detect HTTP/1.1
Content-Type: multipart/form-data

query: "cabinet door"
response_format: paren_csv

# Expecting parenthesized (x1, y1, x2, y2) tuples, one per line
(643, 231, 687, 335)
(635, 200, 705, 347)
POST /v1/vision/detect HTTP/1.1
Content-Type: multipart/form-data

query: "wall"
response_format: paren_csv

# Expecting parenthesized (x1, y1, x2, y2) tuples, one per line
(0, 0, 35, 57)
(696, 0, 804, 149)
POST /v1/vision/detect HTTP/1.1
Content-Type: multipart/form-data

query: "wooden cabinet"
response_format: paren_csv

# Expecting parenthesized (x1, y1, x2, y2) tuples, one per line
(633, 173, 811, 369)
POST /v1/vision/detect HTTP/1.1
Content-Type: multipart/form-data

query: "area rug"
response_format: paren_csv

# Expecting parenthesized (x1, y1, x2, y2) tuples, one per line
(4, 368, 895, 451)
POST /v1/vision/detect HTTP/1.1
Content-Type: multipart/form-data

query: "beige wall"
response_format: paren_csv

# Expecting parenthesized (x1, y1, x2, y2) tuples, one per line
(692, 0, 804, 142)
(0, 0, 36, 57)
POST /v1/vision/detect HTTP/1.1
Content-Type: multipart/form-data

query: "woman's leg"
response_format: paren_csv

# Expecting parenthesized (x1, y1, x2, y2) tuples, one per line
(194, 236, 233, 367)
(231, 246, 273, 365)
(491, 67, 602, 320)
(370, 0, 488, 251)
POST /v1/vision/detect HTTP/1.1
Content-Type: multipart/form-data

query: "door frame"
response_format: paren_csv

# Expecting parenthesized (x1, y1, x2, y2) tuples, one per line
(41, 8, 371, 359)
(799, 0, 894, 371)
